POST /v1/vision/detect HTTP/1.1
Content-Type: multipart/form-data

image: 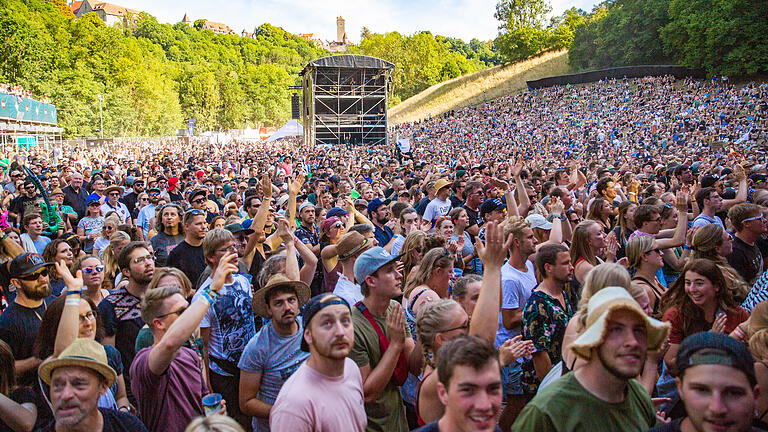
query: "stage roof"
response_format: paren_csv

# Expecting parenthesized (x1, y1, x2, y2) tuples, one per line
(300, 55, 395, 75)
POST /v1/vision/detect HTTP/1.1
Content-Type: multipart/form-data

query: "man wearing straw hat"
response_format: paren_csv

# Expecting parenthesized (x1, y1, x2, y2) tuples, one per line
(238, 273, 311, 432)
(39, 339, 147, 431)
(100, 185, 131, 225)
(513, 286, 670, 431)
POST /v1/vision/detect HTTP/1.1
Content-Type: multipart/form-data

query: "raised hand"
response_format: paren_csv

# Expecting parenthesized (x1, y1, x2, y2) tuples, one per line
(550, 196, 564, 215)
(386, 303, 406, 347)
(489, 177, 509, 191)
(276, 215, 293, 243)
(499, 335, 534, 366)
(211, 252, 238, 293)
(475, 222, 511, 270)
(261, 173, 272, 198)
(289, 171, 306, 195)
(55, 260, 83, 292)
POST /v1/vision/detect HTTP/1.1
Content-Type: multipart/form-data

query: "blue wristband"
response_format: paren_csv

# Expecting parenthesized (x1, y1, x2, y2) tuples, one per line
(199, 289, 217, 305)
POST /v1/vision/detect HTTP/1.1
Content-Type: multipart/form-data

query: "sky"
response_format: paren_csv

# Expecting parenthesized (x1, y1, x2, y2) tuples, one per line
(124, 0, 600, 43)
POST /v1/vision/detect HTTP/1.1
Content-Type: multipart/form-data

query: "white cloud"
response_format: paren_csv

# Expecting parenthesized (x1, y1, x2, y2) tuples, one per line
(124, 0, 599, 43)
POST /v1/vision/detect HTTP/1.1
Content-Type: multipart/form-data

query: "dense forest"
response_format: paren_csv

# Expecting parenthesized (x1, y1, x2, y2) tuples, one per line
(0, 0, 499, 137)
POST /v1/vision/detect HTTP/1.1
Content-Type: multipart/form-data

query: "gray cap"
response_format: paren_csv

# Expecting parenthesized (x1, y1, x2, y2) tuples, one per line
(526, 213, 553, 230)
(354, 246, 400, 284)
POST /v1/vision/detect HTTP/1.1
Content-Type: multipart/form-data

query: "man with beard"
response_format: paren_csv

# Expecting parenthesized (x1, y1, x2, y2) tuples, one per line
(39, 339, 147, 432)
(10, 179, 41, 230)
(98, 242, 155, 394)
(648, 332, 762, 432)
(368, 198, 395, 252)
(514, 287, 668, 431)
(0, 253, 54, 385)
(519, 244, 574, 396)
(239, 274, 311, 432)
(167, 210, 208, 288)
(63, 172, 88, 220)
(270, 293, 366, 431)
(194, 229, 256, 430)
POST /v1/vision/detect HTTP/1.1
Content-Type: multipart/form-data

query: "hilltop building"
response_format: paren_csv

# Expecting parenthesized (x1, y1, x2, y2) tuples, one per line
(70, 0, 140, 26)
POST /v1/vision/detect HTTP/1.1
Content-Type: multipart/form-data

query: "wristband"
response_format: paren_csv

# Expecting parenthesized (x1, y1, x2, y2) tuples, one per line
(683, 245, 692, 250)
(65, 288, 85, 296)
(65, 298, 81, 306)
(199, 289, 218, 305)
(550, 214, 561, 219)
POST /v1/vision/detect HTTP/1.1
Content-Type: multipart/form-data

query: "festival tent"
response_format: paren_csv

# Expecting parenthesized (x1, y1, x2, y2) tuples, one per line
(265, 119, 302, 142)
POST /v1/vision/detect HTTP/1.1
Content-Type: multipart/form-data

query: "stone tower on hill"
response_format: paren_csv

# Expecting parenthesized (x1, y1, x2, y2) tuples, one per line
(181, 13, 191, 25)
(336, 16, 347, 44)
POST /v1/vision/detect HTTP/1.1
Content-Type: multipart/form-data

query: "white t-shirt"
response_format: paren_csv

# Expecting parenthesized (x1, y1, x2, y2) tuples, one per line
(333, 273, 363, 307)
(270, 358, 366, 432)
(495, 260, 537, 348)
(100, 201, 131, 223)
(422, 197, 452, 225)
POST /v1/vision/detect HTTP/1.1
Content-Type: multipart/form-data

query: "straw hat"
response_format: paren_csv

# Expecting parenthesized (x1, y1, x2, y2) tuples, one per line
(39, 339, 117, 387)
(252, 274, 310, 318)
(104, 185, 124, 196)
(569, 286, 670, 360)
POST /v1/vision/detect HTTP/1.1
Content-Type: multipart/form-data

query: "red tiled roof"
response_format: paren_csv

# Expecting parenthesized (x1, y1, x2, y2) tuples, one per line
(92, 2, 140, 16)
(70, 1, 83, 13)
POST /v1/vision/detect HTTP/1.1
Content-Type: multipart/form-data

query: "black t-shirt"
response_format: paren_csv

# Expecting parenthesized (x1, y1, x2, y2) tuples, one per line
(120, 191, 139, 215)
(464, 204, 481, 232)
(0, 387, 36, 432)
(40, 408, 148, 432)
(728, 236, 764, 285)
(98, 287, 143, 386)
(10, 194, 40, 228)
(167, 240, 206, 288)
(0, 300, 50, 385)
(168, 191, 184, 202)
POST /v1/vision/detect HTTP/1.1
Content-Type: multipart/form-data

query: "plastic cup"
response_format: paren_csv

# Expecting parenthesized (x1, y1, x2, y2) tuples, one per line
(202, 393, 222, 417)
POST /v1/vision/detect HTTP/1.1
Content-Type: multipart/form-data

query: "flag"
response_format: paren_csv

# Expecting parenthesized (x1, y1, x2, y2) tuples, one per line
(396, 138, 411, 153)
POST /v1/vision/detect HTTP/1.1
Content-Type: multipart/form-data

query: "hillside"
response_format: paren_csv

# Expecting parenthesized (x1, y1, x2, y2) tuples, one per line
(389, 50, 569, 124)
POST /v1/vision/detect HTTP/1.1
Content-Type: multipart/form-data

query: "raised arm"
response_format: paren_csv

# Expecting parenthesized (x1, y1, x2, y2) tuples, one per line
(286, 171, 306, 230)
(469, 222, 511, 343)
(655, 191, 689, 250)
(292, 236, 318, 287)
(52, 261, 84, 357)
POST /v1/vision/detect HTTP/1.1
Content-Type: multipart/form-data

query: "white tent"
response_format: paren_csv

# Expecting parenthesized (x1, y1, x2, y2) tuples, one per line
(266, 119, 303, 142)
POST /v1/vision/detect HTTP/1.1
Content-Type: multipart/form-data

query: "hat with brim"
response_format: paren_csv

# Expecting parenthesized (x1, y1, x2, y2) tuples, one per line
(188, 189, 207, 203)
(252, 274, 311, 319)
(104, 185, 123, 196)
(434, 178, 451, 192)
(569, 286, 669, 360)
(39, 339, 116, 387)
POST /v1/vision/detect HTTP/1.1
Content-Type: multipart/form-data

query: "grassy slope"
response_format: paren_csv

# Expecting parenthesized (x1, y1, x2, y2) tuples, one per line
(389, 50, 569, 124)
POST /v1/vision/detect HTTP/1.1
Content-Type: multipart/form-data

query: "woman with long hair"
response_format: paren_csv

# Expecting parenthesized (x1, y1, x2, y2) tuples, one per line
(42, 238, 74, 297)
(690, 223, 750, 302)
(661, 259, 750, 374)
(449, 207, 479, 273)
(72, 255, 110, 306)
(570, 220, 617, 302)
(93, 215, 119, 257)
(586, 197, 613, 234)
(400, 230, 427, 288)
(626, 235, 667, 316)
(0, 339, 37, 432)
(403, 248, 455, 320)
(150, 203, 185, 267)
(102, 230, 131, 289)
(0, 228, 21, 261)
(613, 201, 637, 259)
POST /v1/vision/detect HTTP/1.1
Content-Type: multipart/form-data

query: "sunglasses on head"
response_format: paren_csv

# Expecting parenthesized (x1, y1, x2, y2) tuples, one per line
(18, 269, 49, 280)
(186, 209, 205, 216)
(149, 192, 160, 196)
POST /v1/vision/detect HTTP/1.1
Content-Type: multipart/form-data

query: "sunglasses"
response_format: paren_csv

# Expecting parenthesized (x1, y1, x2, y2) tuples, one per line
(156, 305, 187, 319)
(82, 265, 105, 274)
(186, 209, 205, 216)
(149, 192, 160, 196)
(191, 198, 206, 204)
(743, 214, 767, 223)
(18, 269, 49, 280)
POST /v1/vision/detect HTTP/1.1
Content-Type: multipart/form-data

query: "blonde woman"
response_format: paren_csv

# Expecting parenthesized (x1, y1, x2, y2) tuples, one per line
(400, 230, 427, 288)
(102, 230, 131, 289)
(94, 215, 120, 257)
(184, 415, 243, 432)
(626, 235, 667, 316)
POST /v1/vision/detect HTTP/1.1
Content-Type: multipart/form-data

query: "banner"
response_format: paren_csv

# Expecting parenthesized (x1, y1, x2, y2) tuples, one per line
(0, 92, 57, 125)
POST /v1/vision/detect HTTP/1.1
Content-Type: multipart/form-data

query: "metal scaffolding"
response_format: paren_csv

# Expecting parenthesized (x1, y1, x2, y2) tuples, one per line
(300, 55, 394, 146)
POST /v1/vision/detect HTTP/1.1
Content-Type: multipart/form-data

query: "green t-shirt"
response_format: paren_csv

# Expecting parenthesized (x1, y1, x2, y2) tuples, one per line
(350, 299, 411, 432)
(512, 372, 655, 432)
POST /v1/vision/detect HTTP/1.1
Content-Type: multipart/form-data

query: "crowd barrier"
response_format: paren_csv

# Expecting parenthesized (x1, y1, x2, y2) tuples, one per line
(526, 65, 704, 89)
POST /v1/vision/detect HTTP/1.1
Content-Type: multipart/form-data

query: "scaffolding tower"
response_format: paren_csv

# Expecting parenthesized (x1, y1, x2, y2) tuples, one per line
(300, 55, 394, 146)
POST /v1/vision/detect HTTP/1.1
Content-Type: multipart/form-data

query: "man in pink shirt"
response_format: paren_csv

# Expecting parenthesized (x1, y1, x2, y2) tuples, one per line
(269, 293, 366, 431)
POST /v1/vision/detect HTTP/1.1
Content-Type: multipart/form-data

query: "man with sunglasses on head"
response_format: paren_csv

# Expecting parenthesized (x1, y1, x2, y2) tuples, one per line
(167, 209, 208, 288)
(187, 188, 219, 225)
(10, 178, 40, 229)
(131, 253, 237, 432)
(0, 253, 54, 386)
(99, 242, 156, 396)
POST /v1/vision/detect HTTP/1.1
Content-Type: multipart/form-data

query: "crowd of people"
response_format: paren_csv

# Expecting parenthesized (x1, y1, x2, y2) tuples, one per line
(0, 75, 766, 432)
(0, 84, 47, 103)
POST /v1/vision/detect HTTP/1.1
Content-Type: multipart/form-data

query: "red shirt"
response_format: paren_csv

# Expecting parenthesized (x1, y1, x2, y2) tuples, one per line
(663, 306, 749, 344)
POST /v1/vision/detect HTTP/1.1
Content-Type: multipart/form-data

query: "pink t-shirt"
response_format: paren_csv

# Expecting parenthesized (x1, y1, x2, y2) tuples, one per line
(270, 357, 366, 431)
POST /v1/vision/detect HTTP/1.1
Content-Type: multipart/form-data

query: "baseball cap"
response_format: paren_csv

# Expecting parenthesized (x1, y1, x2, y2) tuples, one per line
(676, 332, 756, 385)
(299, 201, 315, 213)
(300, 294, 351, 351)
(168, 176, 179, 189)
(354, 199, 368, 209)
(86, 196, 100, 207)
(354, 246, 401, 284)
(9, 253, 55, 278)
(188, 189, 207, 203)
(526, 213, 553, 230)
(700, 174, 721, 189)
(479, 198, 506, 216)
(326, 207, 348, 218)
(367, 198, 390, 215)
(750, 173, 767, 184)
(224, 222, 254, 236)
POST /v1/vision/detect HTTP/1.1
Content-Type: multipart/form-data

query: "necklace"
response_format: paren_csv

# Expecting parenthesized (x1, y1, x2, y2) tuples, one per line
(33, 302, 47, 321)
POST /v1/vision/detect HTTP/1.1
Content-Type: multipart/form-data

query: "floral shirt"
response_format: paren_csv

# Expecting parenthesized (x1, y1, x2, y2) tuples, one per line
(521, 289, 573, 395)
